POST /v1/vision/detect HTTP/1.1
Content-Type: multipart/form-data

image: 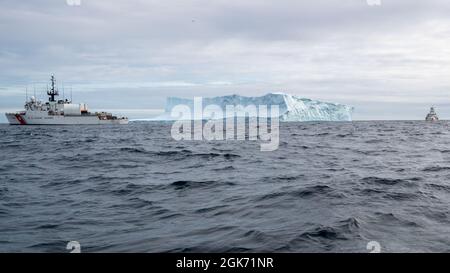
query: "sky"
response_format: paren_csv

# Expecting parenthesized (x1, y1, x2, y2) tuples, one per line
(1, 0, 450, 122)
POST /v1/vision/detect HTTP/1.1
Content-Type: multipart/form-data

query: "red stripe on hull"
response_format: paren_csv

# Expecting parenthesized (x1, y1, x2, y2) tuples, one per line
(15, 114, 27, 125)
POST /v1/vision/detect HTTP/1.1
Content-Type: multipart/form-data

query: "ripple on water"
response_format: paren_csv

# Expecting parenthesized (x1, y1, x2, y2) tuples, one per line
(361, 177, 415, 186)
(422, 166, 450, 172)
(169, 180, 236, 190)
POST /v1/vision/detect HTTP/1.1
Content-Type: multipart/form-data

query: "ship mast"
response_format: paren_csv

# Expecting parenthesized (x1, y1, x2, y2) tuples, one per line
(47, 74, 59, 102)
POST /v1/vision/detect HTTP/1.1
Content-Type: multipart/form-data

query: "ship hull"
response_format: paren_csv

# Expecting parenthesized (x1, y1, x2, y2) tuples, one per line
(5, 113, 128, 125)
(5, 113, 21, 125)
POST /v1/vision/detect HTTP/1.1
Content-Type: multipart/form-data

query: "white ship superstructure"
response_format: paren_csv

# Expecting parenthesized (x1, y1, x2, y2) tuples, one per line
(5, 75, 128, 125)
(425, 107, 439, 122)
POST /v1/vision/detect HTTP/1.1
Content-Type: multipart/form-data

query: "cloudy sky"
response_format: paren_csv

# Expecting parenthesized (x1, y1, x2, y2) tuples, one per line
(1, 0, 450, 122)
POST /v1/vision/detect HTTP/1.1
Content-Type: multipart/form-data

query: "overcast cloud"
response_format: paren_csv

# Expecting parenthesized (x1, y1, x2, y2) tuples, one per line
(1, 0, 450, 121)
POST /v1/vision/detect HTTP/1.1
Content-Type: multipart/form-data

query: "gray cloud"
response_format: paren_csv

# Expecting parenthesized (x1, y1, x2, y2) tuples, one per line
(1, 0, 450, 122)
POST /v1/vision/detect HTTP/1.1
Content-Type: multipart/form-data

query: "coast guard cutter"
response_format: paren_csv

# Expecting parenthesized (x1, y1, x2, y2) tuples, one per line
(5, 75, 128, 125)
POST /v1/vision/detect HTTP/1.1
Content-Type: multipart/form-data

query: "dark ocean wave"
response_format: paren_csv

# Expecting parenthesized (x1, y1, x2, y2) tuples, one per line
(169, 180, 236, 190)
(360, 176, 417, 186)
(422, 166, 450, 172)
(1, 121, 450, 252)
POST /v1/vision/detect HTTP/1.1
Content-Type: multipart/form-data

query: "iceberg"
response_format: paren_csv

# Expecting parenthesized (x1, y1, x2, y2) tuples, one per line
(152, 93, 353, 122)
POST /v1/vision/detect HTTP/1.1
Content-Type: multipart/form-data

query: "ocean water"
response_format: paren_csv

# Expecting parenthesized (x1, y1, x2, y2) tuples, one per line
(0, 121, 449, 253)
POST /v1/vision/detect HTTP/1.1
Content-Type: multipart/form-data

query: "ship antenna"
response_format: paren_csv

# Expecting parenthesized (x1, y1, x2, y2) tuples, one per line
(47, 74, 59, 102)
(26, 86, 28, 102)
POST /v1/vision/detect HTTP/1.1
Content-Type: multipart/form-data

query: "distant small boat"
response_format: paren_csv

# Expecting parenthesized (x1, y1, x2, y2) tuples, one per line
(425, 107, 439, 122)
